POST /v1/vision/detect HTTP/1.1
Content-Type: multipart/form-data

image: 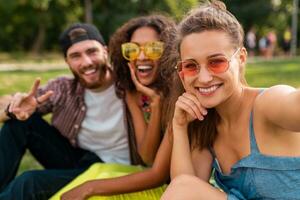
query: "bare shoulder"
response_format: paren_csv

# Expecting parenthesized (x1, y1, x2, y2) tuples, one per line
(253, 85, 297, 128)
(254, 85, 296, 107)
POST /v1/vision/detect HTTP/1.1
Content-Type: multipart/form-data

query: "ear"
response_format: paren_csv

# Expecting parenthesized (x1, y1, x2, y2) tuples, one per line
(103, 46, 108, 58)
(64, 57, 71, 68)
(104, 45, 108, 52)
(239, 47, 247, 67)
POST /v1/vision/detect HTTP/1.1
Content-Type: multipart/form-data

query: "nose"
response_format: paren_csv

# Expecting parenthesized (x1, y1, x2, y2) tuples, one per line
(137, 48, 146, 61)
(197, 66, 213, 83)
(81, 54, 93, 67)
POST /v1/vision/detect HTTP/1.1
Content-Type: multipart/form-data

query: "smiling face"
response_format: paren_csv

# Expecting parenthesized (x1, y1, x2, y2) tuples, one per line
(66, 40, 110, 89)
(179, 30, 245, 108)
(129, 26, 160, 86)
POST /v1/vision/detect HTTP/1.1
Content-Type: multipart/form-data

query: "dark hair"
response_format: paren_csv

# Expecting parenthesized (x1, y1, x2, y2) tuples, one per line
(166, 0, 246, 150)
(108, 14, 176, 100)
(59, 23, 105, 57)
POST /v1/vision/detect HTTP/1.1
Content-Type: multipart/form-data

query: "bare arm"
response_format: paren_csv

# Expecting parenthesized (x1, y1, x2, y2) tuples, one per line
(125, 63, 163, 165)
(139, 93, 162, 164)
(170, 92, 208, 179)
(171, 124, 194, 178)
(61, 129, 172, 200)
(171, 126, 213, 181)
(126, 91, 162, 165)
(257, 85, 300, 131)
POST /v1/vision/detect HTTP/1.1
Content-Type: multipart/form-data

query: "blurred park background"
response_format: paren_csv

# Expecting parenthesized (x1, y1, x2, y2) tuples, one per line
(0, 0, 299, 57)
(0, 0, 300, 174)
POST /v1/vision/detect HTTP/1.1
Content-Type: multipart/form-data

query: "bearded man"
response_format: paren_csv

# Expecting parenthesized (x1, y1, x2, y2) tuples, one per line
(0, 23, 139, 200)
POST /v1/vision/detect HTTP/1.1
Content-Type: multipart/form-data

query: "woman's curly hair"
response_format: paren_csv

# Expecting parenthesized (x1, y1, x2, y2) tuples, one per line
(109, 14, 177, 98)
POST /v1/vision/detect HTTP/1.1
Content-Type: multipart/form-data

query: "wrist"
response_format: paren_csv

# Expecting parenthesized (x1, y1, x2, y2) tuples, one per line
(84, 180, 98, 197)
(172, 120, 188, 131)
(4, 104, 17, 120)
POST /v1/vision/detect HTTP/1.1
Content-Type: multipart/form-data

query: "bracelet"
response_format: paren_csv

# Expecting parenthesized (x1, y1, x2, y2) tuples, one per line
(4, 104, 17, 120)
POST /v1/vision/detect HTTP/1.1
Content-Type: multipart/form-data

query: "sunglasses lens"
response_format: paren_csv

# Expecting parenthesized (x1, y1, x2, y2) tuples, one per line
(179, 60, 199, 76)
(122, 41, 164, 61)
(121, 43, 139, 61)
(208, 57, 229, 73)
(144, 42, 164, 60)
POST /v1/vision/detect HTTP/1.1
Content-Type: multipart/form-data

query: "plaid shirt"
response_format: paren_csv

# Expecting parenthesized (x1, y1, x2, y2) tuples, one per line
(36, 76, 144, 165)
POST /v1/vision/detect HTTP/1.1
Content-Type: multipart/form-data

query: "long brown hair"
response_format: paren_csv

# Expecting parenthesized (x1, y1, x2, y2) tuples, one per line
(167, 0, 246, 150)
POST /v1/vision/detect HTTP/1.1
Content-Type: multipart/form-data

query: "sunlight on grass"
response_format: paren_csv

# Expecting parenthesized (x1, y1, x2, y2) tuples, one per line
(17, 151, 44, 175)
(0, 52, 64, 64)
(0, 70, 70, 94)
(246, 58, 300, 87)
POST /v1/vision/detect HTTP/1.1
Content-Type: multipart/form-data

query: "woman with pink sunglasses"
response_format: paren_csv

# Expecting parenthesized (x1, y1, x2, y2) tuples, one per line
(162, 1, 300, 199)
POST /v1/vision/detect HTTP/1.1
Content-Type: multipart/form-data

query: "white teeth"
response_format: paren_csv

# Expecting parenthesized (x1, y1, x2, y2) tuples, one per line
(83, 68, 96, 75)
(198, 85, 219, 93)
(138, 65, 152, 70)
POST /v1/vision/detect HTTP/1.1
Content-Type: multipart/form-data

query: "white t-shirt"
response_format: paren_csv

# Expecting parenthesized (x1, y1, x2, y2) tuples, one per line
(77, 85, 130, 164)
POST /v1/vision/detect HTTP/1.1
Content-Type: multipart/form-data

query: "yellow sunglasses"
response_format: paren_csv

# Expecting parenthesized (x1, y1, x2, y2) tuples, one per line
(121, 41, 164, 61)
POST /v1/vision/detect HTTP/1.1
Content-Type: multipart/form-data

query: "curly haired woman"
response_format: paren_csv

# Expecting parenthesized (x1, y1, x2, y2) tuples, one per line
(109, 14, 176, 165)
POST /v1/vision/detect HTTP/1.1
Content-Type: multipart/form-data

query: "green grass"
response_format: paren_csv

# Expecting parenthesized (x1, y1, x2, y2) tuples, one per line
(0, 57, 300, 175)
(0, 70, 70, 94)
(246, 57, 300, 87)
(0, 52, 63, 64)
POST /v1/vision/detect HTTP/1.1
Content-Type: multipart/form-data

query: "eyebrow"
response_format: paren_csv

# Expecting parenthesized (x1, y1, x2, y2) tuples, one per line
(207, 53, 226, 59)
(86, 47, 99, 52)
(68, 52, 80, 58)
(129, 41, 159, 46)
(68, 46, 100, 57)
(182, 53, 226, 62)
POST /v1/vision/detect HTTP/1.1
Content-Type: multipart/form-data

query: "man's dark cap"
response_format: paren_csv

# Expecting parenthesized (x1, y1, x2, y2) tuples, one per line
(59, 23, 105, 57)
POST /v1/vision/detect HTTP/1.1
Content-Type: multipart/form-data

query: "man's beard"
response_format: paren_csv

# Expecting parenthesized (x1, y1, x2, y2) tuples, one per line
(72, 62, 109, 89)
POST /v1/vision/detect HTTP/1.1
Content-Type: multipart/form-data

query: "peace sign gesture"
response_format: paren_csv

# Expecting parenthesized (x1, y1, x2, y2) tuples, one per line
(8, 78, 53, 120)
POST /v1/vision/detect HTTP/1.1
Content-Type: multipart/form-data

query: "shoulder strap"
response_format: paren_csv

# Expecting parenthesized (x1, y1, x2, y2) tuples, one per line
(249, 111, 260, 154)
(249, 88, 266, 154)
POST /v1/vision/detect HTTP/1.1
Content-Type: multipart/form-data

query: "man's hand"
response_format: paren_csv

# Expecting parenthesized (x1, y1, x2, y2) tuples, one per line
(8, 78, 53, 120)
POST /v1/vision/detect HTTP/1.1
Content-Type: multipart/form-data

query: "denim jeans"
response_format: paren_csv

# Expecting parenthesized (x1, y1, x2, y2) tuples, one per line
(0, 113, 101, 200)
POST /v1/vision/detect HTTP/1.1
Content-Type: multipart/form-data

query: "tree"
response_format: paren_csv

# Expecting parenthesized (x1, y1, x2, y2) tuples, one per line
(0, 0, 82, 52)
(84, 0, 93, 23)
(92, 0, 198, 43)
(0, 0, 298, 53)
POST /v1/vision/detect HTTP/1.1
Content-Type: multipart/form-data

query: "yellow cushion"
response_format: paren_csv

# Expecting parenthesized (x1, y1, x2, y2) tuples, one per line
(50, 163, 167, 200)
